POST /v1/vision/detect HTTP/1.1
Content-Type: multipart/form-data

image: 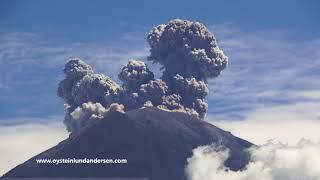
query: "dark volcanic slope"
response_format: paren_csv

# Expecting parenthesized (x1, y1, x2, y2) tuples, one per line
(3, 107, 252, 180)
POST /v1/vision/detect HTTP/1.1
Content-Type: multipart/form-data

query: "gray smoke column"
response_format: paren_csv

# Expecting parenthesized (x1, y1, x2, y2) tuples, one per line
(146, 19, 228, 118)
(118, 60, 154, 92)
(169, 74, 209, 118)
(57, 59, 94, 105)
(57, 19, 228, 132)
(147, 19, 228, 81)
(65, 102, 124, 132)
(139, 79, 168, 106)
(57, 59, 123, 132)
(72, 73, 121, 107)
(118, 61, 168, 110)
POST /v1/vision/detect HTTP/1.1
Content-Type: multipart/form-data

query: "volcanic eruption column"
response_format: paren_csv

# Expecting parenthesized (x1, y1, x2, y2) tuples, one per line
(57, 19, 228, 132)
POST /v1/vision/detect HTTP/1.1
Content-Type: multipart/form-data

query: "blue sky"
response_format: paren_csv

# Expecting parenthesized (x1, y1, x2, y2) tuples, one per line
(0, 0, 319, 120)
(1, 0, 319, 41)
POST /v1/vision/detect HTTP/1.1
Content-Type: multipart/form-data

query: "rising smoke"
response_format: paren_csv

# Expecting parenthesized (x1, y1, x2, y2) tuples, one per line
(57, 19, 228, 132)
(147, 19, 228, 81)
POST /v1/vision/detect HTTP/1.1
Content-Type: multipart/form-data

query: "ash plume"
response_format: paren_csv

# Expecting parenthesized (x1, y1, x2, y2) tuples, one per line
(147, 19, 228, 81)
(57, 19, 228, 132)
(138, 79, 168, 106)
(58, 59, 121, 111)
(72, 73, 121, 107)
(58, 59, 123, 132)
(146, 19, 227, 118)
(162, 94, 184, 110)
(118, 60, 154, 92)
(57, 59, 94, 105)
(65, 102, 124, 132)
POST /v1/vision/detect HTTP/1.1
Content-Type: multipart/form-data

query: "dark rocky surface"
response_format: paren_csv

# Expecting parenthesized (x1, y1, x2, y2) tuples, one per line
(3, 107, 252, 180)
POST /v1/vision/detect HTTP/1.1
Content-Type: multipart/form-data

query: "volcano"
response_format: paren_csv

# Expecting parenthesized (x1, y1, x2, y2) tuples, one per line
(2, 107, 252, 180)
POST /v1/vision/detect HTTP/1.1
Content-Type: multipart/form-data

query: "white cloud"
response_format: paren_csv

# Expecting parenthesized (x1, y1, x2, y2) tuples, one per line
(186, 140, 320, 180)
(187, 100, 320, 180)
(290, 90, 320, 100)
(212, 102, 320, 145)
(0, 120, 68, 176)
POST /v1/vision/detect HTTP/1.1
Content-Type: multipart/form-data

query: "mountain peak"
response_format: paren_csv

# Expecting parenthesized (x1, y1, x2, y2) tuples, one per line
(3, 107, 252, 180)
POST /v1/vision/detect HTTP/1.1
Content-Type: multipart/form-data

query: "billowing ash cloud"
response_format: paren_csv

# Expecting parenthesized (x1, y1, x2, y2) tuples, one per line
(147, 19, 228, 81)
(162, 94, 184, 110)
(118, 60, 154, 91)
(58, 59, 121, 110)
(171, 74, 209, 118)
(186, 140, 320, 180)
(139, 79, 168, 106)
(72, 73, 121, 107)
(146, 19, 227, 117)
(58, 19, 228, 132)
(172, 74, 209, 99)
(65, 102, 124, 132)
(57, 59, 94, 105)
(58, 59, 123, 132)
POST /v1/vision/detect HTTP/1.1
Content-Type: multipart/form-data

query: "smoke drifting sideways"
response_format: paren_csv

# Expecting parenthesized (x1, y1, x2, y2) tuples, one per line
(57, 19, 228, 132)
